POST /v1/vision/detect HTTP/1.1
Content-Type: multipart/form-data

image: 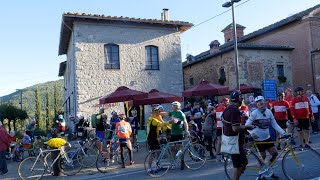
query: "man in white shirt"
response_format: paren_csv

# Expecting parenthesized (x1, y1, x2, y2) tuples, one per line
(306, 90, 320, 134)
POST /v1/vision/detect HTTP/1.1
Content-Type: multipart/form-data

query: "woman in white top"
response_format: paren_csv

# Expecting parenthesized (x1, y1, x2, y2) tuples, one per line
(245, 96, 289, 177)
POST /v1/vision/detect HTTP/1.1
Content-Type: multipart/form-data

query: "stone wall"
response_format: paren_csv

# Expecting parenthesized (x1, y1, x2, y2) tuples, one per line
(183, 49, 292, 93)
(67, 22, 183, 118)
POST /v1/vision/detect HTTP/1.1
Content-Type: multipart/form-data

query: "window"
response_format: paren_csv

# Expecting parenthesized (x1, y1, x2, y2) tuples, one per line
(104, 44, 120, 69)
(189, 78, 194, 86)
(277, 65, 284, 76)
(145, 45, 159, 70)
(219, 67, 226, 79)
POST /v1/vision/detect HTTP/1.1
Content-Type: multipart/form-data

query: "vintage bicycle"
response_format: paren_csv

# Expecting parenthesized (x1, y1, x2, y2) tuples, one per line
(224, 135, 320, 180)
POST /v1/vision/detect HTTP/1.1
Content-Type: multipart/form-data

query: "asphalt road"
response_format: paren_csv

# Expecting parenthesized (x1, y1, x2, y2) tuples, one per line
(3, 133, 320, 180)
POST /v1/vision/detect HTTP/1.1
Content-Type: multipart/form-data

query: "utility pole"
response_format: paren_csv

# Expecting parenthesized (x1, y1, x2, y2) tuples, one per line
(16, 89, 22, 110)
(222, 0, 241, 90)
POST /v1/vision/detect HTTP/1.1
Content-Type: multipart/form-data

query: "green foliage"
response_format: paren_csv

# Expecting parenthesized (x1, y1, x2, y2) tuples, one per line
(278, 76, 287, 83)
(45, 85, 52, 131)
(54, 82, 61, 117)
(0, 104, 28, 131)
(34, 129, 47, 137)
(35, 87, 42, 128)
(218, 77, 226, 85)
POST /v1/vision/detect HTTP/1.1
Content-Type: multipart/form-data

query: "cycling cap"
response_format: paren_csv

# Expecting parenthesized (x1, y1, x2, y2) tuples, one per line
(254, 96, 265, 102)
(58, 114, 63, 119)
(221, 97, 230, 102)
(171, 101, 181, 107)
(230, 90, 242, 102)
(294, 86, 304, 92)
(285, 88, 292, 93)
(111, 111, 117, 115)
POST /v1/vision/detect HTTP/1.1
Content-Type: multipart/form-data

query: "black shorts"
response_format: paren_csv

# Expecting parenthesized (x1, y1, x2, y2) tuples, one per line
(216, 129, 222, 136)
(148, 139, 160, 151)
(276, 120, 287, 129)
(297, 119, 310, 131)
(231, 147, 247, 168)
(255, 138, 275, 152)
(170, 135, 183, 142)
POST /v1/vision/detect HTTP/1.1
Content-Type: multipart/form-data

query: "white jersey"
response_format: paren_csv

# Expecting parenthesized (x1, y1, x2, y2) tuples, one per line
(245, 109, 285, 141)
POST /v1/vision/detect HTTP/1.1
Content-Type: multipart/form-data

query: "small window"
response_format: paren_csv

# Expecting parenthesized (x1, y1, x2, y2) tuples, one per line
(277, 65, 284, 77)
(104, 44, 120, 69)
(219, 67, 226, 79)
(145, 45, 159, 70)
(189, 78, 194, 86)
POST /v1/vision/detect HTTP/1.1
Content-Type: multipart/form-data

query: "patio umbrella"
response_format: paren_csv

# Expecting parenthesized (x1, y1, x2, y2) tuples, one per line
(239, 84, 256, 94)
(128, 89, 183, 106)
(99, 86, 148, 104)
(182, 80, 229, 97)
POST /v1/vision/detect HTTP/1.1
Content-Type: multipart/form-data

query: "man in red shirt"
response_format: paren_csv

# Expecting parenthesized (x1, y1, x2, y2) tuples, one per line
(0, 121, 10, 175)
(272, 92, 290, 149)
(215, 97, 229, 162)
(285, 88, 296, 145)
(290, 87, 314, 148)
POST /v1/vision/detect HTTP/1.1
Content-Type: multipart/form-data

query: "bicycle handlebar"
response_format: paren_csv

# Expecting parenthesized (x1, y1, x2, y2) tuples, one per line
(278, 134, 292, 140)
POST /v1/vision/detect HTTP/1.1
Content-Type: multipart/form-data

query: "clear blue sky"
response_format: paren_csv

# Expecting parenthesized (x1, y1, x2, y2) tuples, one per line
(0, 0, 318, 96)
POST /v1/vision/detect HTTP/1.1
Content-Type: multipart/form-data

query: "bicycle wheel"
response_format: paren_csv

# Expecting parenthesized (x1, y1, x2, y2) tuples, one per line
(224, 150, 262, 180)
(96, 153, 110, 173)
(116, 149, 129, 164)
(183, 143, 207, 170)
(77, 147, 98, 168)
(18, 156, 45, 180)
(144, 149, 171, 178)
(282, 146, 320, 180)
(59, 151, 82, 176)
(189, 131, 199, 144)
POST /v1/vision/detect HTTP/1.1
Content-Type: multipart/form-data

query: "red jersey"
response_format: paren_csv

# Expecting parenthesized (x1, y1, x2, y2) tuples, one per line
(285, 96, 293, 104)
(272, 100, 290, 120)
(216, 104, 227, 129)
(290, 96, 313, 120)
(239, 105, 249, 124)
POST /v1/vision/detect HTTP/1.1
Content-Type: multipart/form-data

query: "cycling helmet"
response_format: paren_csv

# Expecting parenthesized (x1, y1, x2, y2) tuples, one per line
(58, 114, 63, 119)
(158, 105, 164, 111)
(111, 111, 117, 116)
(254, 96, 265, 102)
(277, 92, 285, 97)
(230, 90, 242, 103)
(171, 101, 181, 107)
(294, 86, 304, 92)
(152, 106, 161, 112)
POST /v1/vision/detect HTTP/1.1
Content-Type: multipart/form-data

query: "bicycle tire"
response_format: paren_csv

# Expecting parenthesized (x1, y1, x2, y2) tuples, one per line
(58, 150, 82, 176)
(96, 153, 110, 173)
(224, 150, 262, 180)
(115, 149, 129, 164)
(144, 149, 171, 178)
(77, 147, 98, 168)
(282, 146, 320, 180)
(18, 156, 45, 180)
(183, 143, 207, 170)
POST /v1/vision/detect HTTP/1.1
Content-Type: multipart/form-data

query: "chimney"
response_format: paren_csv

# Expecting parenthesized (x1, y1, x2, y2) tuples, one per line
(162, 8, 169, 21)
(209, 40, 220, 54)
(221, 23, 246, 43)
(186, 54, 194, 63)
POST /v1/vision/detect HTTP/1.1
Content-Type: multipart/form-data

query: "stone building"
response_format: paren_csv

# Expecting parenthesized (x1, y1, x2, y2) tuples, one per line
(58, 9, 192, 119)
(184, 4, 320, 95)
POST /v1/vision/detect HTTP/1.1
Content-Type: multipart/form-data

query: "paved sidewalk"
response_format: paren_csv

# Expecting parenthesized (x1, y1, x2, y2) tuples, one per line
(2, 142, 150, 180)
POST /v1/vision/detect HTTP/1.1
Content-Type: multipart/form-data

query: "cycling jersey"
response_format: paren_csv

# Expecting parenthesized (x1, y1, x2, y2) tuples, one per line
(272, 100, 290, 120)
(216, 104, 227, 129)
(115, 121, 132, 139)
(290, 96, 313, 120)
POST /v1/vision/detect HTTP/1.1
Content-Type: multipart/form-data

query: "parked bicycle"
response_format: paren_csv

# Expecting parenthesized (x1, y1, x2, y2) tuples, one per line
(70, 140, 98, 168)
(18, 142, 82, 179)
(144, 138, 207, 178)
(96, 131, 129, 173)
(224, 135, 320, 180)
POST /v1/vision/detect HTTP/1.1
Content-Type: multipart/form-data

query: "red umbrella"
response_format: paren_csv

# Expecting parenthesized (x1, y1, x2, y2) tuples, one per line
(182, 80, 229, 97)
(128, 89, 183, 106)
(239, 84, 256, 94)
(99, 86, 148, 104)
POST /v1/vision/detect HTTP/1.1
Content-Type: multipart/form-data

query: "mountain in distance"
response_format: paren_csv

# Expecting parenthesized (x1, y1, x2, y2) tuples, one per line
(0, 79, 64, 118)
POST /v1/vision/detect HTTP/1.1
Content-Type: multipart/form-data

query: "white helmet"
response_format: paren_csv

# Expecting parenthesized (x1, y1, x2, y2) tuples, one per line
(171, 101, 181, 107)
(254, 96, 265, 102)
(58, 114, 63, 119)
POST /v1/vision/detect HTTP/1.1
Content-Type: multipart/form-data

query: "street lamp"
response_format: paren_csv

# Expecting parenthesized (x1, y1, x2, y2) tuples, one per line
(16, 89, 22, 110)
(222, 0, 241, 91)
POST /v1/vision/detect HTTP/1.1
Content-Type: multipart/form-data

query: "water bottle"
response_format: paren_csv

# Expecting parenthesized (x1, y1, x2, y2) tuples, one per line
(175, 150, 182, 159)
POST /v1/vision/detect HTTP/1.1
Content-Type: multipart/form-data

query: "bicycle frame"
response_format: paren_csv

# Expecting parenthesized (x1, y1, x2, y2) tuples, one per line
(31, 148, 61, 173)
(157, 139, 191, 166)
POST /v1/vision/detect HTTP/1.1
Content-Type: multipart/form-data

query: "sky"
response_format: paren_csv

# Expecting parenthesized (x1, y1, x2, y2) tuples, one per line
(0, 0, 319, 96)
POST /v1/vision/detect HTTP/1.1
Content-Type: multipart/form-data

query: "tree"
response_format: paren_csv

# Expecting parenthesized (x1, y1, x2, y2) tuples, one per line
(54, 82, 61, 118)
(0, 104, 28, 131)
(35, 87, 42, 129)
(45, 85, 52, 131)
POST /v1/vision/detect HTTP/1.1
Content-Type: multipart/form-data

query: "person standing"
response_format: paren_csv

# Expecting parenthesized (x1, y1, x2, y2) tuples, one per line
(56, 115, 66, 135)
(285, 88, 296, 145)
(0, 121, 10, 175)
(271, 92, 291, 150)
(115, 114, 134, 168)
(306, 90, 320, 134)
(68, 115, 76, 138)
(191, 102, 205, 132)
(215, 97, 229, 162)
(26, 118, 36, 142)
(291, 87, 314, 148)
(222, 90, 254, 180)
(202, 106, 216, 159)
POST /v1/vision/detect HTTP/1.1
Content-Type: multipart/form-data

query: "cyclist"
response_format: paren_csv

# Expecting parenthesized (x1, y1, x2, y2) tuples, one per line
(284, 88, 296, 145)
(290, 86, 314, 148)
(245, 96, 289, 179)
(202, 106, 216, 159)
(147, 106, 175, 151)
(109, 111, 120, 142)
(26, 118, 36, 142)
(271, 92, 291, 150)
(163, 101, 189, 170)
(96, 114, 107, 153)
(115, 114, 134, 168)
(129, 108, 139, 149)
(56, 115, 66, 136)
(215, 97, 229, 162)
(306, 90, 320, 134)
(222, 90, 254, 180)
